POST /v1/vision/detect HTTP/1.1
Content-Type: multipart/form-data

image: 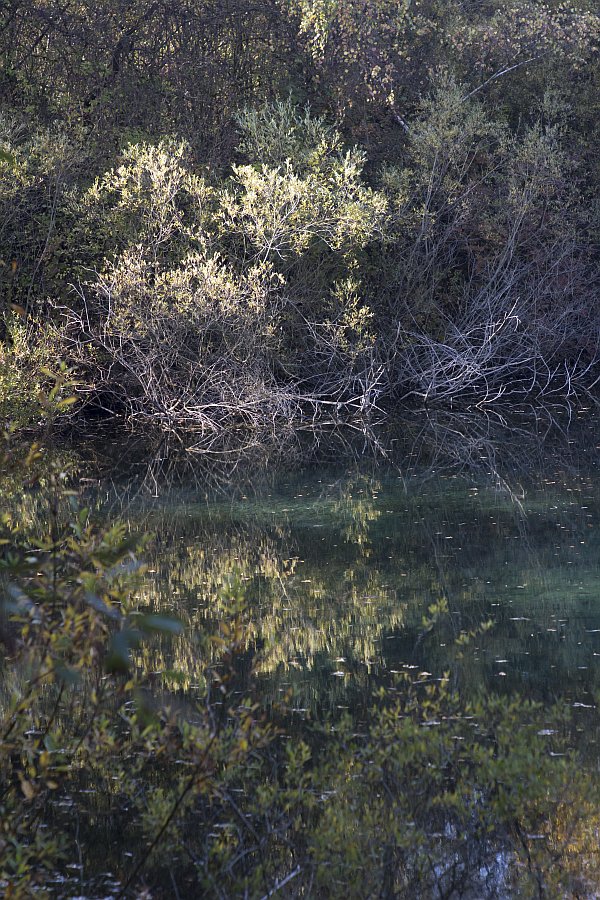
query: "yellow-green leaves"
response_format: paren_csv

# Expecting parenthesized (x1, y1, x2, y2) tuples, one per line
(223, 154, 386, 261)
(235, 99, 343, 171)
(225, 104, 387, 263)
(79, 139, 215, 269)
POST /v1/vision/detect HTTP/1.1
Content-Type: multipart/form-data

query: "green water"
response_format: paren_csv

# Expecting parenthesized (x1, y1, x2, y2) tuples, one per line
(6, 411, 600, 895)
(93, 411, 600, 726)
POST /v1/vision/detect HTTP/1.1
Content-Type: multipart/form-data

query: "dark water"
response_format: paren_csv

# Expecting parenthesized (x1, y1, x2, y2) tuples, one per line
(90, 409, 600, 731)
(5, 409, 600, 896)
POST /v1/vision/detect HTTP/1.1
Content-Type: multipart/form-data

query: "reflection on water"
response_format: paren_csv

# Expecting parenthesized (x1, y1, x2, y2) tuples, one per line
(75, 408, 600, 727)
(5, 408, 600, 896)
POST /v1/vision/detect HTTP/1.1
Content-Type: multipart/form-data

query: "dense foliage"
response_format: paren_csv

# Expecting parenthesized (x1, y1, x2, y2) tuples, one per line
(2, 4, 600, 894)
(0, 0, 599, 448)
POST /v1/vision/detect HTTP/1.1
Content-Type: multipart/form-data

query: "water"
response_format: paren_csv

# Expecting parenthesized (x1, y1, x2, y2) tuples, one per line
(90, 409, 600, 728)
(6, 409, 600, 896)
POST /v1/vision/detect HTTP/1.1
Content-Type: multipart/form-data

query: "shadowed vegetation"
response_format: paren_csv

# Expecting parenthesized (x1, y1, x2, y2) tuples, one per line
(0, 1, 599, 451)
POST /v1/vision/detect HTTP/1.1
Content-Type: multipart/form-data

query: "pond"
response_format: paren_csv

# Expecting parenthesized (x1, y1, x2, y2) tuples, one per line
(88, 408, 600, 730)
(6, 407, 600, 897)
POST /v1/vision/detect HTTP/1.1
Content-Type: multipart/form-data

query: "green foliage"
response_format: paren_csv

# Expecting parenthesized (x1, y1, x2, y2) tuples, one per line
(56, 109, 388, 444)
(302, 684, 600, 898)
(0, 115, 88, 316)
(235, 99, 344, 171)
(223, 152, 386, 262)
(0, 435, 276, 897)
(77, 140, 215, 268)
(2, 3, 600, 890)
(0, 323, 73, 429)
(295, 0, 442, 120)
(0, 1, 599, 432)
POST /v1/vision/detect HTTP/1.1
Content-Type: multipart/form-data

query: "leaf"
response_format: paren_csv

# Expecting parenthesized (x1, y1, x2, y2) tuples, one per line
(54, 662, 82, 686)
(43, 734, 58, 753)
(85, 591, 121, 620)
(135, 614, 183, 636)
(5, 583, 35, 613)
(0, 148, 16, 166)
(20, 779, 35, 801)
(105, 628, 141, 674)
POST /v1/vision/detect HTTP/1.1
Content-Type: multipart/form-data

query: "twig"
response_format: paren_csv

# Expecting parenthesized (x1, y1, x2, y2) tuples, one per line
(461, 55, 545, 102)
(259, 865, 302, 900)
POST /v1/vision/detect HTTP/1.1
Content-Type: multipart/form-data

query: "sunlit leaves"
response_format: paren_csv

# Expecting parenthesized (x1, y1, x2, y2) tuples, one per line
(0, 431, 281, 897)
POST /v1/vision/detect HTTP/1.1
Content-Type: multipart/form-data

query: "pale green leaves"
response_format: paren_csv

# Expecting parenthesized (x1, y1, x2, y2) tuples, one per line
(82, 139, 214, 263)
(223, 155, 386, 262)
(235, 99, 343, 171)
(229, 101, 387, 262)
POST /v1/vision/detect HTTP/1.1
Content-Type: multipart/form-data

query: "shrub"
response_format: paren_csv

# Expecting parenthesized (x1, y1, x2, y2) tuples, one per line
(0, 115, 87, 317)
(62, 110, 388, 446)
(0, 320, 71, 429)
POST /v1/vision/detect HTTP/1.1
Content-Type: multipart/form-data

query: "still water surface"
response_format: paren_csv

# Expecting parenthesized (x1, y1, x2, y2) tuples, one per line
(91, 411, 600, 731)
